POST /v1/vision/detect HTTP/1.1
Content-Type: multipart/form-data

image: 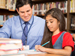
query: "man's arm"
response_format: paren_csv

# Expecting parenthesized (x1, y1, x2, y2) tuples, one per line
(0, 19, 11, 38)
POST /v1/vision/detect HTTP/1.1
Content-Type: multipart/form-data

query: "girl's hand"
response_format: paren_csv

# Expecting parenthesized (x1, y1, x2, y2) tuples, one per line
(35, 45, 46, 52)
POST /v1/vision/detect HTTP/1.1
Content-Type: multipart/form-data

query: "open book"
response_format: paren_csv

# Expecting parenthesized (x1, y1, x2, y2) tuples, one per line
(18, 49, 46, 54)
(0, 50, 46, 56)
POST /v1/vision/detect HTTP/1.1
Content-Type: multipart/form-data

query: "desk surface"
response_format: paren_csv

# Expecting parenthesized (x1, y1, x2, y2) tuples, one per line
(28, 54, 63, 56)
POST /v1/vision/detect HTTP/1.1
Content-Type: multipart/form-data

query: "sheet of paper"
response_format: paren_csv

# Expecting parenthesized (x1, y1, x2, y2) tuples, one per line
(18, 49, 46, 54)
(23, 45, 29, 50)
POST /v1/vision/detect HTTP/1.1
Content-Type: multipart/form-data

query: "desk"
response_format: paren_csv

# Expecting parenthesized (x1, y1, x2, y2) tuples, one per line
(28, 54, 63, 56)
(19, 50, 63, 56)
(0, 51, 63, 56)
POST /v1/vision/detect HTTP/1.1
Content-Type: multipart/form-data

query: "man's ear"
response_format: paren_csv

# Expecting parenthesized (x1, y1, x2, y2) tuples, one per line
(16, 8, 19, 13)
(32, 5, 33, 10)
(32, 5, 33, 9)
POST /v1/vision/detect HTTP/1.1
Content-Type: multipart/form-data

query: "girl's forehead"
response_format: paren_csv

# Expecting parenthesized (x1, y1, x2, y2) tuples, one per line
(46, 15, 54, 20)
(46, 15, 52, 17)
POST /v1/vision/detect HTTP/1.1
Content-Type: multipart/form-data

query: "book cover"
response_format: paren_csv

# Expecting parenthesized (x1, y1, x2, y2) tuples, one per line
(0, 49, 19, 55)
(0, 38, 22, 44)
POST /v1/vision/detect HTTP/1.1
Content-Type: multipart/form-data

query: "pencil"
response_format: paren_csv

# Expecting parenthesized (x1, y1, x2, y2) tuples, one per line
(42, 41, 50, 46)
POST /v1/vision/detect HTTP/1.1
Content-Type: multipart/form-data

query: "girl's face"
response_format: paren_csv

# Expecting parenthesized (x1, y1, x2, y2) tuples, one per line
(46, 15, 60, 32)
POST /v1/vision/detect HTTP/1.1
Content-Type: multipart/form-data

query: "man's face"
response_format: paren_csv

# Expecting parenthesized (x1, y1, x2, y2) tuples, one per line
(16, 4, 33, 22)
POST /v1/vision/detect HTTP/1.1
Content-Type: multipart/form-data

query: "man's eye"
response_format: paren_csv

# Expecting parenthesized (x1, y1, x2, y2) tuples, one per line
(21, 12, 24, 13)
(27, 10, 30, 12)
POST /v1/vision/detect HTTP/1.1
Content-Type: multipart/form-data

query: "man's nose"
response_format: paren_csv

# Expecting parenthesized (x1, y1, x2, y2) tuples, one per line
(24, 12, 28, 16)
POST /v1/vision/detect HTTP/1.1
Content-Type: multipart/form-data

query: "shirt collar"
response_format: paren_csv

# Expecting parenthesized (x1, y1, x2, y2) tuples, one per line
(19, 15, 34, 25)
(28, 15, 34, 25)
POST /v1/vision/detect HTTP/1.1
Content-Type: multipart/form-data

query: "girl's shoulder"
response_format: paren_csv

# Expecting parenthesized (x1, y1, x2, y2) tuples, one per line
(62, 31, 72, 39)
(62, 31, 72, 36)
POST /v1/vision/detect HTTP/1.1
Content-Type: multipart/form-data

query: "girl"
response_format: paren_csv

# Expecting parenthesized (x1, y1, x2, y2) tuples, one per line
(35, 8, 74, 56)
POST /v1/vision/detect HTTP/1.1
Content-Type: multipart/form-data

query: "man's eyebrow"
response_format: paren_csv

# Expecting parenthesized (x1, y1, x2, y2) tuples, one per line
(26, 10, 30, 12)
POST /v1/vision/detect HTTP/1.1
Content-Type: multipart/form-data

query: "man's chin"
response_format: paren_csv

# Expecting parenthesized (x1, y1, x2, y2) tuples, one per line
(24, 19, 30, 22)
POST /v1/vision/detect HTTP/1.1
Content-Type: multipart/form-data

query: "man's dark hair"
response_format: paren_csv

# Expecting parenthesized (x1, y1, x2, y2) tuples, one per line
(16, 0, 32, 10)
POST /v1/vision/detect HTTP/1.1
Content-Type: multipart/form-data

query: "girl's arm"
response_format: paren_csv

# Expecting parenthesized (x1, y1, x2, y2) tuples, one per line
(72, 34, 75, 40)
(35, 45, 72, 56)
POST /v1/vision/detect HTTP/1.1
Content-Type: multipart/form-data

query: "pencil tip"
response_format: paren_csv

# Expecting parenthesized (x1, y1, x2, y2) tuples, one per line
(48, 41, 50, 43)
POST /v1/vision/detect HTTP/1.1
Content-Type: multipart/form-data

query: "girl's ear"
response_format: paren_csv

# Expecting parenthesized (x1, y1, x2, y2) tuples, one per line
(58, 21, 60, 24)
(58, 21, 60, 26)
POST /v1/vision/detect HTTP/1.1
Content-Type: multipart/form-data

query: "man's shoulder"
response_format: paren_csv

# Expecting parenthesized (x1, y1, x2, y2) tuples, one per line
(34, 16, 45, 22)
(8, 15, 19, 21)
(12, 15, 19, 19)
(5, 15, 20, 23)
(33, 16, 45, 26)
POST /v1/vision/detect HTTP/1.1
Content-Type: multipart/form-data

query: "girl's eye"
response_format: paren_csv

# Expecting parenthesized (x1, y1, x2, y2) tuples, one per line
(50, 21, 53, 23)
(46, 21, 48, 23)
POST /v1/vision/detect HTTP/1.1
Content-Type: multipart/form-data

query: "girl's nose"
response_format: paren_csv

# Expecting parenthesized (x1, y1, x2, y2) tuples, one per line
(47, 22, 50, 26)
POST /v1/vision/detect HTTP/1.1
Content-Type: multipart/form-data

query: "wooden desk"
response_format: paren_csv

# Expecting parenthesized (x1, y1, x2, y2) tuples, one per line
(28, 54, 63, 56)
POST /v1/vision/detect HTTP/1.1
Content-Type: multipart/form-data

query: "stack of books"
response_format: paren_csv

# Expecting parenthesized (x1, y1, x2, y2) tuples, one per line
(0, 38, 22, 55)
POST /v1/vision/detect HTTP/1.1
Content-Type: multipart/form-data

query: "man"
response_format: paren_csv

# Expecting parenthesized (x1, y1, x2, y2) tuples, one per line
(0, 0, 45, 49)
(0, 0, 75, 49)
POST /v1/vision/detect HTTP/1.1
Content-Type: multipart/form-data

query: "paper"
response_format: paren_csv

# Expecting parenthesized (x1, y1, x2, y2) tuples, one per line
(18, 50, 46, 54)
(23, 45, 29, 50)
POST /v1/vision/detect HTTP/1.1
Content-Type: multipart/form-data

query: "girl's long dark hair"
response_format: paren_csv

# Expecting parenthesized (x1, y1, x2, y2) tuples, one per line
(41, 8, 65, 48)
(41, 23, 53, 48)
